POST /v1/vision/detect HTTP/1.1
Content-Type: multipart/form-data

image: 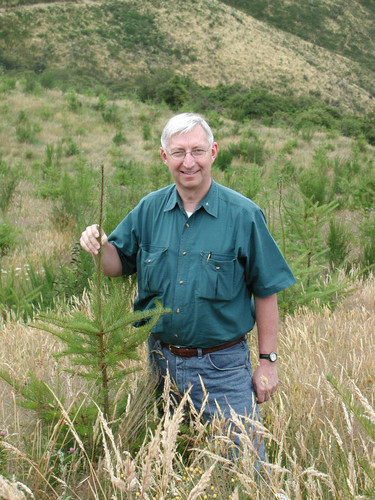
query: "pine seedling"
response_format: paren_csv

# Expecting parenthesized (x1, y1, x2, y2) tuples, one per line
(32, 165, 170, 419)
(1, 165, 170, 455)
(278, 188, 357, 311)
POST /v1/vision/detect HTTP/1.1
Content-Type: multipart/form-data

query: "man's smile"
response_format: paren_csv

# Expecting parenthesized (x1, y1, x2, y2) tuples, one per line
(180, 169, 199, 176)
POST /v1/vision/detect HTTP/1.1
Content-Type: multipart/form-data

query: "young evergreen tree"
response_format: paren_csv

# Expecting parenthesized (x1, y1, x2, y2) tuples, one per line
(0, 166, 170, 454)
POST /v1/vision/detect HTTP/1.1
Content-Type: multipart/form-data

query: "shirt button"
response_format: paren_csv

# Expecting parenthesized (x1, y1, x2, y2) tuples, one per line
(179, 280, 184, 284)
(182, 251, 187, 256)
(216, 266, 220, 270)
(185, 223, 190, 228)
(205, 202, 209, 206)
(147, 259, 151, 263)
(176, 308, 180, 313)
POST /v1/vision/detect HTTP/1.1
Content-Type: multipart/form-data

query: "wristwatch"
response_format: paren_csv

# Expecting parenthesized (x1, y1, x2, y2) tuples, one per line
(259, 352, 277, 362)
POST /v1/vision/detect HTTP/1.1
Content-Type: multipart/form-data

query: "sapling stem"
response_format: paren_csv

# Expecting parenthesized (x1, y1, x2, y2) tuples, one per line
(96, 165, 109, 419)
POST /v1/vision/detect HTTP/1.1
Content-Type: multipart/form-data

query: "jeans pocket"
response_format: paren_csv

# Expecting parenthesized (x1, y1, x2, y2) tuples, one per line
(207, 343, 248, 371)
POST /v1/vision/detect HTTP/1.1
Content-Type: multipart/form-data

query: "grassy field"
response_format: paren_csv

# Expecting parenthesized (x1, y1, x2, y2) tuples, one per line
(0, 0, 374, 496)
(0, 79, 374, 497)
(0, 275, 374, 498)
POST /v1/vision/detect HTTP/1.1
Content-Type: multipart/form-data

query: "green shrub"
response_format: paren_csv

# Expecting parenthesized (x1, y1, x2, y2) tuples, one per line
(226, 85, 293, 121)
(23, 72, 39, 93)
(142, 123, 151, 141)
(0, 160, 19, 214)
(49, 159, 97, 232)
(228, 138, 267, 166)
(223, 163, 264, 202)
(112, 129, 126, 145)
(39, 143, 62, 199)
(332, 157, 361, 196)
(215, 149, 233, 171)
(102, 103, 121, 124)
(300, 125, 315, 142)
(65, 88, 81, 111)
(157, 74, 189, 109)
(351, 164, 375, 209)
(327, 220, 351, 271)
(0, 221, 19, 256)
(359, 213, 375, 269)
(294, 106, 336, 130)
(135, 68, 175, 103)
(242, 165, 264, 200)
(0, 75, 16, 93)
(64, 137, 81, 156)
(297, 168, 328, 205)
(280, 138, 299, 155)
(135, 70, 191, 109)
(113, 159, 148, 188)
(279, 160, 297, 183)
(96, 93, 107, 111)
(40, 70, 56, 89)
(16, 121, 35, 143)
(149, 162, 172, 191)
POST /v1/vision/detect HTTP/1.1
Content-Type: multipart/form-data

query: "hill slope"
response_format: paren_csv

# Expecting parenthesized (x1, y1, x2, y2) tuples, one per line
(0, 0, 374, 114)
(219, 0, 375, 73)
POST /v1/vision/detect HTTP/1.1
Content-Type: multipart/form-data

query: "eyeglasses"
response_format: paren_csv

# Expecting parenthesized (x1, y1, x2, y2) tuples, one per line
(167, 148, 211, 160)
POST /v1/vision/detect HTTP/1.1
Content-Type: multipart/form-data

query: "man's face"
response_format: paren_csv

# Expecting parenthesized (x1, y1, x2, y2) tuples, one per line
(160, 125, 218, 196)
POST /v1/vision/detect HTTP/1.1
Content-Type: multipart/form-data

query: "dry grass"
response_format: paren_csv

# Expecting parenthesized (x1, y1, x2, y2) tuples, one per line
(0, 276, 374, 498)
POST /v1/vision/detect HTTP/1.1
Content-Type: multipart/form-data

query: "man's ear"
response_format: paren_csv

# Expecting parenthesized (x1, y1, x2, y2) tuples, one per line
(211, 142, 218, 162)
(160, 147, 168, 165)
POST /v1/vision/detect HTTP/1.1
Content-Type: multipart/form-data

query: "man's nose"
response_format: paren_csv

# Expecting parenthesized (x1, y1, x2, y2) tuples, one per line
(183, 152, 196, 167)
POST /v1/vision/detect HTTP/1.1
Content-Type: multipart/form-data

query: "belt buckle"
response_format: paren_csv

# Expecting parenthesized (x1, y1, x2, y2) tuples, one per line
(168, 344, 181, 352)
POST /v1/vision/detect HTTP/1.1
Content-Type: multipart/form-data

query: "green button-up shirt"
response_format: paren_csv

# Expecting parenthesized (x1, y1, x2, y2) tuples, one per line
(108, 180, 295, 348)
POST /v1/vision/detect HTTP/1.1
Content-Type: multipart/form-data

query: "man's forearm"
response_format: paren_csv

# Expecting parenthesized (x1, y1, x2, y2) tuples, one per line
(252, 294, 279, 403)
(254, 294, 279, 355)
(100, 242, 123, 277)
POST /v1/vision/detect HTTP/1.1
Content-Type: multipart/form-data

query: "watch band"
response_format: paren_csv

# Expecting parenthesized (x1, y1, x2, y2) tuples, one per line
(259, 352, 277, 362)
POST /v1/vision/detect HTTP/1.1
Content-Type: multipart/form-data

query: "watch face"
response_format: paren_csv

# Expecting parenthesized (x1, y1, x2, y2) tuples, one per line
(269, 352, 277, 362)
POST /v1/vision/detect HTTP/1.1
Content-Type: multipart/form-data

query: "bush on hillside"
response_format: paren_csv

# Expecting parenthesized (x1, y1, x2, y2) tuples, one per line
(0, 222, 19, 257)
(227, 138, 267, 166)
(215, 149, 234, 171)
(0, 160, 19, 215)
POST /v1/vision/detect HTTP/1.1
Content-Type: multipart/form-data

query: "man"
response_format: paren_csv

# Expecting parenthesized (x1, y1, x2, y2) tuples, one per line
(80, 112, 295, 460)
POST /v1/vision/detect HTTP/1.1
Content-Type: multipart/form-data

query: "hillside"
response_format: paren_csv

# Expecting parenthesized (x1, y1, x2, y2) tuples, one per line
(219, 0, 375, 73)
(0, 0, 374, 114)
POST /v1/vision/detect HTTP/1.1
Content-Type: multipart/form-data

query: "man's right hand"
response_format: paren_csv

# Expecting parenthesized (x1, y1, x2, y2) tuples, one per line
(80, 224, 108, 256)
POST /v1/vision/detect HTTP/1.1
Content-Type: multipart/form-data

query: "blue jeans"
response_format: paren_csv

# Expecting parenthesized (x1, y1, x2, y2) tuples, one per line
(148, 335, 266, 463)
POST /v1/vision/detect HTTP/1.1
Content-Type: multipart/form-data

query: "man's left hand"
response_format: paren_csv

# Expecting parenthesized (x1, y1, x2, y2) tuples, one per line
(252, 362, 279, 404)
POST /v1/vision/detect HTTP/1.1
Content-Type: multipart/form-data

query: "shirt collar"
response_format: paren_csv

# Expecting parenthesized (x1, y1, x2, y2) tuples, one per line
(197, 180, 218, 217)
(164, 180, 218, 218)
(164, 185, 181, 212)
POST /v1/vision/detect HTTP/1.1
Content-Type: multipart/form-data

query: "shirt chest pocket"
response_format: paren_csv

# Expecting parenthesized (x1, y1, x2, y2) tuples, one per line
(198, 252, 237, 301)
(140, 246, 168, 293)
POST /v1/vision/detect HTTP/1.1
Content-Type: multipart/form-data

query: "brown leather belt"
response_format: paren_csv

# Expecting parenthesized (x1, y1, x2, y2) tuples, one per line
(154, 335, 246, 358)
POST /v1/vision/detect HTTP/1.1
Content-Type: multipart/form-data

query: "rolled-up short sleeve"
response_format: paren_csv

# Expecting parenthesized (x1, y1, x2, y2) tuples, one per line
(108, 210, 139, 276)
(242, 208, 296, 297)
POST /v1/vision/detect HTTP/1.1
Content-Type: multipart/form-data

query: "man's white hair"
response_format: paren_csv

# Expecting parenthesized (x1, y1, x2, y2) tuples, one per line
(161, 112, 214, 150)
